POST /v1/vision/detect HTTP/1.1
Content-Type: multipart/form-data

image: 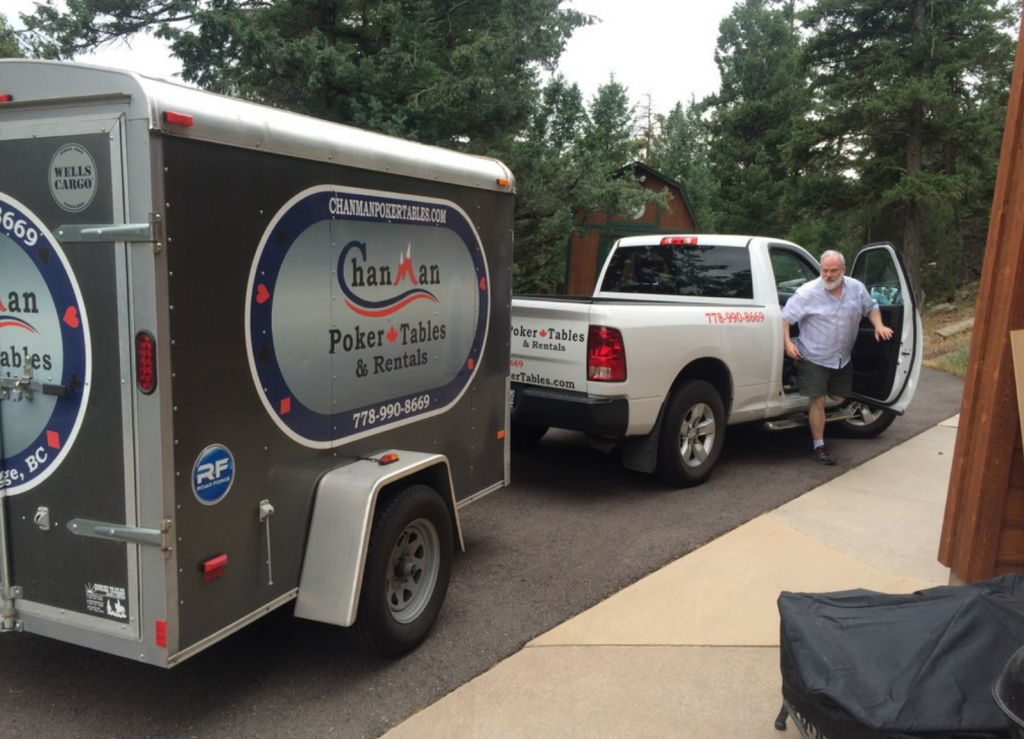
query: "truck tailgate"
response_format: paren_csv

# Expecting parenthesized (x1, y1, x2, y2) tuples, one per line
(510, 297, 591, 394)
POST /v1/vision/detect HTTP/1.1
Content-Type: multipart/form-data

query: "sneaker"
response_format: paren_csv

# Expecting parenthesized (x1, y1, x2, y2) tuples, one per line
(813, 445, 836, 465)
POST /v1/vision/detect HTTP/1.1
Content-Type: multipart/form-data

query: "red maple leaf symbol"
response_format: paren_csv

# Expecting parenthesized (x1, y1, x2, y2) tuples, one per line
(539, 329, 547, 338)
(387, 325, 398, 342)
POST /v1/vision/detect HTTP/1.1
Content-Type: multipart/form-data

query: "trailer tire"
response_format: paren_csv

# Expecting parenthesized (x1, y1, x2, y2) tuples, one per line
(656, 380, 725, 487)
(835, 401, 896, 439)
(350, 484, 453, 658)
(510, 422, 548, 449)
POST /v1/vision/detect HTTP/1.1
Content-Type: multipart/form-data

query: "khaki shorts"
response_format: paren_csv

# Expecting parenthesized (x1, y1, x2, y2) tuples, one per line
(795, 358, 853, 398)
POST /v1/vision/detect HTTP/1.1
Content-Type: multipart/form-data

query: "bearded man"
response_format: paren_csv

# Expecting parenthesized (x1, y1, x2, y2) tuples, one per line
(781, 250, 894, 465)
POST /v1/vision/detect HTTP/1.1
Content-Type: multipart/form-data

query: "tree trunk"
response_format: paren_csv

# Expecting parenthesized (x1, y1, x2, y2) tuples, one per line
(904, 0, 927, 296)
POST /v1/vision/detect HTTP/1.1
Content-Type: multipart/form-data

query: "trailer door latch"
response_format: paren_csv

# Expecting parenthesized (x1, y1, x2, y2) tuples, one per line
(67, 517, 173, 557)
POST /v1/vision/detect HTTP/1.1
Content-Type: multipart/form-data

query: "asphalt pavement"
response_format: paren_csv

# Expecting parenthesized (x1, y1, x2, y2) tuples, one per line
(381, 416, 960, 738)
(0, 368, 964, 739)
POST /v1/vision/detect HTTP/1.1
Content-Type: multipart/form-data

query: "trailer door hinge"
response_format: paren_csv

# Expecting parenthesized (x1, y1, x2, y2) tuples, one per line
(67, 517, 173, 557)
(56, 213, 165, 254)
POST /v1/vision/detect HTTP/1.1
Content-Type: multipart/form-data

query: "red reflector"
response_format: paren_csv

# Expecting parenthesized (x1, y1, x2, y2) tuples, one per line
(155, 619, 167, 648)
(163, 110, 194, 127)
(201, 554, 227, 582)
(378, 453, 400, 465)
(661, 236, 698, 246)
(588, 326, 626, 382)
(0, 94, 13, 103)
(135, 331, 157, 394)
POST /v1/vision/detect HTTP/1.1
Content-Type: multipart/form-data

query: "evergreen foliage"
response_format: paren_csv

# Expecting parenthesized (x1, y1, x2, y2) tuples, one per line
(7, 0, 1020, 299)
(0, 16, 23, 58)
(703, 0, 806, 238)
(795, 0, 1016, 297)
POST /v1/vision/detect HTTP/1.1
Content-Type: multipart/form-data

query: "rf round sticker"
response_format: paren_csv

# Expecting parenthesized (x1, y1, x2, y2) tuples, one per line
(192, 445, 235, 505)
(0, 193, 91, 495)
(246, 185, 490, 447)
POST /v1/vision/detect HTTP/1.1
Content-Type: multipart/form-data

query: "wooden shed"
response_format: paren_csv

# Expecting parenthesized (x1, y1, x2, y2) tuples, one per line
(939, 17, 1024, 583)
(563, 163, 699, 295)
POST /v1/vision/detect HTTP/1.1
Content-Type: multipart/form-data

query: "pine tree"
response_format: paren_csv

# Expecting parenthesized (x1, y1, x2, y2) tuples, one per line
(705, 0, 806, 237)
(798, 0, 1016, 295)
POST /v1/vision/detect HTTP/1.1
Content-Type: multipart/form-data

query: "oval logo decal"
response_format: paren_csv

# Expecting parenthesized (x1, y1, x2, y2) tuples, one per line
(192, 444, 235, 505)
(0, 193, 91, 495)
(245, 186, 489, 447)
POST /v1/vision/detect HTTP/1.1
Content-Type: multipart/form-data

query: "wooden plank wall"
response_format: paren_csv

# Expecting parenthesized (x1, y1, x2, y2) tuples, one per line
(939, 17, 1024, 581)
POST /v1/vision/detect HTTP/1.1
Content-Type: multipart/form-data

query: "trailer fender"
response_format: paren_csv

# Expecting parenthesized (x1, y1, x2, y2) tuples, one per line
(293, 450, 463, 627)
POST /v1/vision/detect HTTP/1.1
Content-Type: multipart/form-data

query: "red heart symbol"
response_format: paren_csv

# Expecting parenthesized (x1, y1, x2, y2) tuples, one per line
(256, 284, 270, 304)
(63, 306, 80, 328)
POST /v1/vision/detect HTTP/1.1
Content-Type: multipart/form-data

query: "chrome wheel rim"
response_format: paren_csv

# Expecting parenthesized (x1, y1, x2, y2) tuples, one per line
(678, 402, 717, 468)
(846, 401, 884, 427)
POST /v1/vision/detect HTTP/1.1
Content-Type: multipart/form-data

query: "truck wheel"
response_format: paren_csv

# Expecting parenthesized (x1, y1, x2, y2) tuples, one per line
(350, 484, 453, 658)
(836, 401, 896, 439)
(510, 422, 548, 449)
(657, 380, 725, 487)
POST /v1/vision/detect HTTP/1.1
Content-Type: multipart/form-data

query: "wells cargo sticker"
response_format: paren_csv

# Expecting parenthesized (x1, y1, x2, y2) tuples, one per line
(0, 193, 90, 495)
(246, 186, 489, 447)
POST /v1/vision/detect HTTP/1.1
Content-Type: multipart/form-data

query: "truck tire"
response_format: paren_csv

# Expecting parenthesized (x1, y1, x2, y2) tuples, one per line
(510, 422, 548, 449)
(835, 401, 896, 439)
(350, 484, 453, 658)
(656, 380, 725, 487)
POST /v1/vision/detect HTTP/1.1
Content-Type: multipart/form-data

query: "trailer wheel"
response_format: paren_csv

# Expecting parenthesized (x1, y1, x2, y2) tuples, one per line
(835, 401, 896, 439)
(350, 484, 453, 658)
(656, 380, 725, 487)
(510, 422, 548, 449)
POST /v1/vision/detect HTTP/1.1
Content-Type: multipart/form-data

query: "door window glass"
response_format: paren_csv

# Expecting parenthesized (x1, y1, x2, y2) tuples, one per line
(851, 250, 903, 306)
(769, 249, 818, 305)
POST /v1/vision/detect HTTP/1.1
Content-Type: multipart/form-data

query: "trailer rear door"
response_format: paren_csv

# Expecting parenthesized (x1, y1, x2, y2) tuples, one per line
(0, 116, 140, 641)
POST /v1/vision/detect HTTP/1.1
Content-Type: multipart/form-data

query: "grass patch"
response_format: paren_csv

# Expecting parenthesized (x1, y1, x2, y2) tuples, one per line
(921, 281, 976, 379)
(927, 343, 971, 378)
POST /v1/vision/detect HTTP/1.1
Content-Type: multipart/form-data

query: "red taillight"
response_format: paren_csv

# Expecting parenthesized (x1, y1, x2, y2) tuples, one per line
(588, 326, 626, 382)
(162, 110, 194, 127)
(135, 331, 157, 394)
(0, 94, 13, 103)
(662, 235, 698, 246)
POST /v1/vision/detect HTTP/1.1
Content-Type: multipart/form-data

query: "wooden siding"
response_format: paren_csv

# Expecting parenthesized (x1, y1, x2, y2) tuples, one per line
(939, 19, 1024, 582)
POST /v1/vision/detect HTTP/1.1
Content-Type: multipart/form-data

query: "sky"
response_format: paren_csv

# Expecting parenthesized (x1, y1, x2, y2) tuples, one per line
(4, 0, 739, 115)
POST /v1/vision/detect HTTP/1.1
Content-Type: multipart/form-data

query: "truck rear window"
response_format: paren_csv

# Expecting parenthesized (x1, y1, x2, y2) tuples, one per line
(599, 244, 754, 299)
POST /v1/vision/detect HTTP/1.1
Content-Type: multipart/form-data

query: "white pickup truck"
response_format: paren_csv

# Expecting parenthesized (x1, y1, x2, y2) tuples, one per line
(509, 234, 922, 486)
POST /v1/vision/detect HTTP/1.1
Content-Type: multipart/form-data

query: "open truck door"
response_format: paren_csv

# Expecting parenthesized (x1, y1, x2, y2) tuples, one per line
(841, 242, 923, 436)
(0, 115, 142, 643)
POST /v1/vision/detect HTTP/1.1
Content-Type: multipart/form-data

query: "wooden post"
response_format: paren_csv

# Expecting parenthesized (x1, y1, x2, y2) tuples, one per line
(939, 15, 1024, 581)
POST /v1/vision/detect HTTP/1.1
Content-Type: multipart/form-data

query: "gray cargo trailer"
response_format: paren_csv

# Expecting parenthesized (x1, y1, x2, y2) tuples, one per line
(0, 60, 514, 666)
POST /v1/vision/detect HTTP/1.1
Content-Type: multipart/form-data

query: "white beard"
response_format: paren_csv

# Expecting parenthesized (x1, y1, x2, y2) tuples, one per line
(823, 276, 843, 291)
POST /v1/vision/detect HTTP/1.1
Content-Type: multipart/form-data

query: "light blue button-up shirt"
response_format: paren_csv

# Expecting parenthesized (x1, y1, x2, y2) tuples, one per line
(781, 276, 878, 369)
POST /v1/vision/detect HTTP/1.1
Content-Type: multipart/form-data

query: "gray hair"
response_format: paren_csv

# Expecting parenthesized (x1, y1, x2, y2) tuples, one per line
(820, 250, 846, 266)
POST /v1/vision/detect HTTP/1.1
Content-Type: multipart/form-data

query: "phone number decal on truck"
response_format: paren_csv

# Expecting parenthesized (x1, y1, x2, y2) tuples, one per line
(0, 193, 91, 495)
(246, 185, 490, 447)
(704, 310, 766, 325)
